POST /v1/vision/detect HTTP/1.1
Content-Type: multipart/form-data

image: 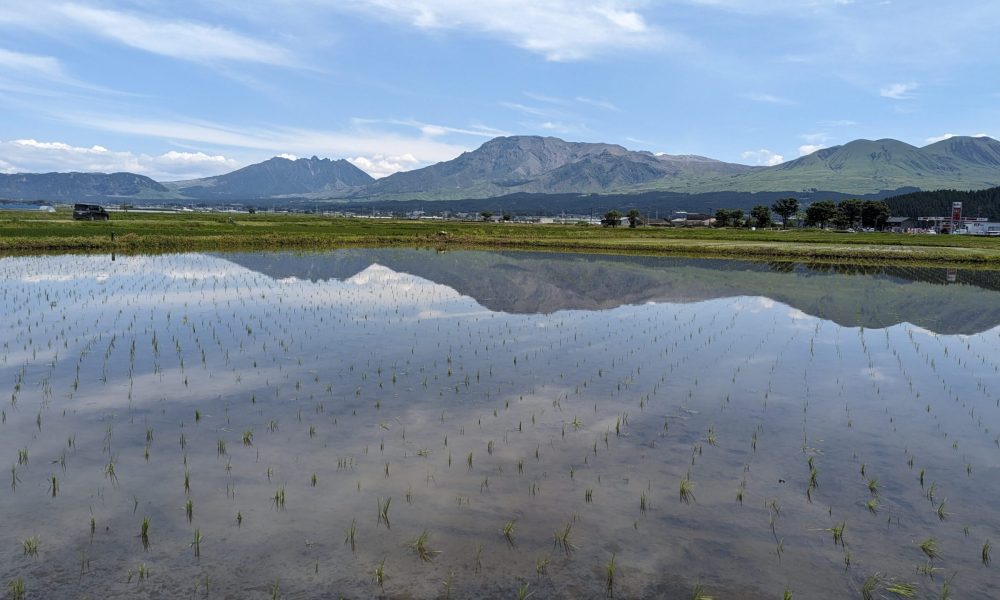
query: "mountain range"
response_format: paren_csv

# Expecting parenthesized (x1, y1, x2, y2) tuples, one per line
(2, 135, 999, 205)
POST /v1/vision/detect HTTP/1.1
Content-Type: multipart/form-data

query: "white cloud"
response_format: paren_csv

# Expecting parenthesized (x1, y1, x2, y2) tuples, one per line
(880, 82, 917, 99)
(342, 0, 673, 61)
(926, 132, 995, 144)
(925, 133, 957, 144)
(575, 96, 619, 111)
(6, 4, 294, 67)
(348, 153, 420, 178)
(741, 149, 784, 166)
(356, 118, 508, 138)
(741, 92, 792, 105)
(0, 47, 127, 96)
(500, 102, 554, 117)
(798, 144, 825, 156)
(276, 153, 299, 160)
(0, 48, 64, 78)
(0, 139, 241, 180)
(819, 119, 859, 127)
(60, 111, 471, 168)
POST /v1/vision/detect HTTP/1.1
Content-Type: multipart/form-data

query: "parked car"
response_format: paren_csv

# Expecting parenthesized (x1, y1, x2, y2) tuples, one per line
(73, 204, 110, 221)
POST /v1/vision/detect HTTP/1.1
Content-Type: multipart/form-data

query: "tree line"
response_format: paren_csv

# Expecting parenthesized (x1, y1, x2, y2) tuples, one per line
(883, 187, 1000, 220)
(715, 198, 891, 229)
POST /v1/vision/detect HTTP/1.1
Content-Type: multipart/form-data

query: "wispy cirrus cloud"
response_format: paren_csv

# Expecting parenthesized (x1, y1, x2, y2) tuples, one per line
(0, 3, 295, 67)
(61, 4, 294, 66)
(575, 96, 619, 111)
(338, 0, 676, 61)
(741, 92, 793, 105)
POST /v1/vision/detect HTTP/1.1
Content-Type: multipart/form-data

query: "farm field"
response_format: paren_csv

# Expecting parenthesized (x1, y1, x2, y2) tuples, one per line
(2, 210, 1000, 265)
(2, 249, 999, 599)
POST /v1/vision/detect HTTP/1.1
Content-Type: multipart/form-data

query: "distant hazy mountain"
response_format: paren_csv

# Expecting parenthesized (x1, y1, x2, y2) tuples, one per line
(356, 136, 757, 200)
(3, 135, 999, 204)
(164, 156, 374, 200)
(0, 172, 172, 202)
(635, 136, 1000, 195)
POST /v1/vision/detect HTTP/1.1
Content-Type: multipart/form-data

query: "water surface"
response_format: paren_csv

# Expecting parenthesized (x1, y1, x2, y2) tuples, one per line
(2, 250, 999, 599)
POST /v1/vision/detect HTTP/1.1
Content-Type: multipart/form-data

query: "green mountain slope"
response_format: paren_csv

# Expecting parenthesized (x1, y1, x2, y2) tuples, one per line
(630, 136, 1000, 195)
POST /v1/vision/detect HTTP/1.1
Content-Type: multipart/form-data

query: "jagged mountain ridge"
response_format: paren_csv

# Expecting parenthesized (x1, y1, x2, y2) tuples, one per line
(356, 136, 757, 200)
(163, 156, 374, 200)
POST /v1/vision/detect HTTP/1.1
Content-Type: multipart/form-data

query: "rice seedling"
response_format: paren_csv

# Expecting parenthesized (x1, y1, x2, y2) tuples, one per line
(691, 583, 713, 599)
(140, 517, 151, 550)
(105, 459, 119, 486)
(679, 477, 695, 504)
(983, 539, 992, 566)
(474, 542, 484, 573)
(884, 581, 918, 597)
(535, 556, 550, 576)
(185, 498, 193, 523)
(916, 562, 942, 579)
(377, 496, 391, 528)
(502, 519, 517, 546)
(866, 499, 879, 515)
(22, 536, 39, 557)
(919, 538, 939, 560)
(8, 578, 26, 600)
(372, 557, 386, 589)
(345, 518, 357, 552)
(243, 430, 253, 446)
(605, 553, 617, 598)
(409, 530, 438, 562)
(861, 573, 883, 600)
(936, 500, 948, 521)
(640, 491, 648, 514)
(783, 588, 792, 600)
(825, 522, 846, 547)
(190, 528, 203, 558)
(938, 578, 954, 600)
(272, 486, 286, 511)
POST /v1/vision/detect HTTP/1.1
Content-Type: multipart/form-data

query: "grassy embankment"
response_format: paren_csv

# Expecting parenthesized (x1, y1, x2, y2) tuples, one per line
(2, 209, 999, 266)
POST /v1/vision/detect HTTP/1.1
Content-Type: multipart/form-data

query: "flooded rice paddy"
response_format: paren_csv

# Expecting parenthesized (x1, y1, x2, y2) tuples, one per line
(2, 249, 1000, 599)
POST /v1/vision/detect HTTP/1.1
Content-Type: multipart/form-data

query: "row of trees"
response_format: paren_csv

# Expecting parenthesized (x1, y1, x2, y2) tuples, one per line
(716, 198, 891, 230)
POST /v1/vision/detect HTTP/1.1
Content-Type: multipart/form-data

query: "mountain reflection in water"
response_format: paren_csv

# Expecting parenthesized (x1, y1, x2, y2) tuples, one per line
(220, 249, 1000, 335)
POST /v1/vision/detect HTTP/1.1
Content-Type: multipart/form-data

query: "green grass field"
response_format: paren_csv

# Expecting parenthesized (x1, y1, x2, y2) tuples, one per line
(2, 209, 999, 266)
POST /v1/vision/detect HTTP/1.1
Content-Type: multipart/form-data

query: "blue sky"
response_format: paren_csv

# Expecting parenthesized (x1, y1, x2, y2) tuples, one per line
(0, 0, 998, 180)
